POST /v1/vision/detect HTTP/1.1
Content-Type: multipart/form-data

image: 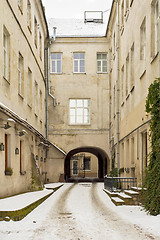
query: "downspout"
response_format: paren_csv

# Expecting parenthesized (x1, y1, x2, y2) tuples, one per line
(45, 27, 57, 141)
(114, 0, 120, 177)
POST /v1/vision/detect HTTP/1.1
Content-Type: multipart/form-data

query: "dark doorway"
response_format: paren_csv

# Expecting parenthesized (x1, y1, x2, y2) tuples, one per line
(64, 146, 109, 181)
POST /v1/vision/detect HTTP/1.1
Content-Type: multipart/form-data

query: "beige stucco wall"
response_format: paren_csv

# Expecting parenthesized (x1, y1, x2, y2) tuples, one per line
(0, 0, 48, 197)
(48, 36, 110, 179)
(108, 0, 159, 186)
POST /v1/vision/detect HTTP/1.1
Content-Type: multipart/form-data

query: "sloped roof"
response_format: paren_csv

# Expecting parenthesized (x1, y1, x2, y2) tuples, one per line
(48, 18, 109, 38)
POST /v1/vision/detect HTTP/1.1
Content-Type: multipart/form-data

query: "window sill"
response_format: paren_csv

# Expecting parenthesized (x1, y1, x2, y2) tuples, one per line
(73, 72, 86, 74)
(27, 25, 32, 34)
(150, 52, 159, 64)
(18, 93, 24, 100)
(140, 69, 146, 80)
(121, 101, 124, 107)
(130, 0, 134, 7)
(3, 76, 10, 85)
(50, 72, 62, 75)
(27, 104, 32, 109)
(69, 123, 91, 126)
(125, 10, 129, 21)
(130, 85, 135, 93)
(97, 72, 108, 74)
(126, 93, 130, 100)
(18, 5, 23, 15)
(121, 26, 124, 35)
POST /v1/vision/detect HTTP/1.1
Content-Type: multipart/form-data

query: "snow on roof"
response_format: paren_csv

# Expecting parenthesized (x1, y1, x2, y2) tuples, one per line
(48, 18, 108, 38)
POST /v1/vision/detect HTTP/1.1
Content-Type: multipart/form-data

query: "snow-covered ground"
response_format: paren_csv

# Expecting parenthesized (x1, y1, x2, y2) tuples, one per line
(0, 183, 159, 240)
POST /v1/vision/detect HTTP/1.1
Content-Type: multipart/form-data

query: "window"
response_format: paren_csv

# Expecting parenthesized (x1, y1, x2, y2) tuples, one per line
(113, 85, 116, 115)
(39, 90, 42, 120)
(113, 32, 116, 56)
(126, 0, 129, 11)
(121, 0, 124, 26)
(97, 53, 107, 73)
(27, 68, 32, 107)
(18, 0, 23, 12)
(18, 52, 24, 96)
(121, 65, 124, 102)
(27, 0, 31, 30)
(69, 99, 90, 124)
(51, 53, 62, 73)
(34, 17, 37, 48)
(39, 32, 42, 60)
(73, 53, 85, 73)
(126, 54, 129, 96)
(34, 81, 38, 115)
(140, 17, 146, 61)
(5, 134, 10, 171)
(130, 43, 134, 89)
(84, 157, 91, 171)
(151, 0, 159, 57)
(20, 140, 24, 174)
(3, 27, 10, 81)
(73, 160, 78, 175)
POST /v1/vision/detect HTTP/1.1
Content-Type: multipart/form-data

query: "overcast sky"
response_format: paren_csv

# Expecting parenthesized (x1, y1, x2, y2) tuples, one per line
(42, 0, 113, 19)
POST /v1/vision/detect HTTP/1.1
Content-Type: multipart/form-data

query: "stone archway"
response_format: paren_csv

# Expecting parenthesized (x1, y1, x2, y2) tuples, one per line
(64, 146, 109, 180)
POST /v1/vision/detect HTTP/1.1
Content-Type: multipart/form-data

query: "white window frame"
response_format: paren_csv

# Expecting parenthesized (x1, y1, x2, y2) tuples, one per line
(18, 52, 23, 96)
(73, 53, 85, 73)
(18, 0, 23, 12)
(69, 99, 90, 125)
(3, 28, 9, 81)
(154, 0, 159, 54)
(97, 53, 107, 73)
(27, 0, 31, 30)
(34, 17, 37, 48)
(140, 17, 146, 61)
(51, 53, 62, 73)
(27, 68, 32, 107)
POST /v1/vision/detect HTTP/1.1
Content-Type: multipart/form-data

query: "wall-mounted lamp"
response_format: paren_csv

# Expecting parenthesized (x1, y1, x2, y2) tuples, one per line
(0, 122, 11, 129)
(0, 143, 5, 151)
(17, 129, 28, 136)
(15, 148, 19, 154)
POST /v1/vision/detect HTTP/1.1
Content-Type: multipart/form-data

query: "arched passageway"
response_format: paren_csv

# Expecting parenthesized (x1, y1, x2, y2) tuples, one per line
(64, 146, 109, 180)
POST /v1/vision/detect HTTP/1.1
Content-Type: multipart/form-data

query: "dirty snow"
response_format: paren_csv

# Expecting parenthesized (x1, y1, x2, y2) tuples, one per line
(0, 183, 159, 240)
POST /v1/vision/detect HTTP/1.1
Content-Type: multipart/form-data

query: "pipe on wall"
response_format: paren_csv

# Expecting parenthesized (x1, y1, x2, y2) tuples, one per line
(114, 0, 120, 177)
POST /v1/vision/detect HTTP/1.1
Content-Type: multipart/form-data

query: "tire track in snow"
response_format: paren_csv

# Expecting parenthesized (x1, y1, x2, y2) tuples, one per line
(31, 183, 88, 240)
(91, 183, 159, 240)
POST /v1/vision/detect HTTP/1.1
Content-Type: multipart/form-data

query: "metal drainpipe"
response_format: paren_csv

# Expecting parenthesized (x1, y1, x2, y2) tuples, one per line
(114, 0, 120, 177)
(45, 28, 57, 153)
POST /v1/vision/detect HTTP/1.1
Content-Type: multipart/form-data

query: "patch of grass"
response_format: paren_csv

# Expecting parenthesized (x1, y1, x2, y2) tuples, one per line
(0, 185, 63, 221)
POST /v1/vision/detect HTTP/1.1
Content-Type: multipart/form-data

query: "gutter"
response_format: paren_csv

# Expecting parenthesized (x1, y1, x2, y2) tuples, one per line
(45, 28, 57, 141)
(114, 0, 120, 177)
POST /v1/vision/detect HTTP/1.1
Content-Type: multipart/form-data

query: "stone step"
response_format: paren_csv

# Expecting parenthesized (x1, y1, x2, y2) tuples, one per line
(103, 189, 118, 198)
(111, 197, 125, 206)
(117, 192, 135, 205)
(124, 190, 140, 205)
(124, 189, 139, 197)
(131, 187, 146, 193)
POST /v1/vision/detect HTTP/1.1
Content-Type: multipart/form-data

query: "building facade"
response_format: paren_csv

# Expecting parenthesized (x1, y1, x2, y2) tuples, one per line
(47, 17, 110, 181)
(108, 0, 159, 185)
(0, 0, 60, 197)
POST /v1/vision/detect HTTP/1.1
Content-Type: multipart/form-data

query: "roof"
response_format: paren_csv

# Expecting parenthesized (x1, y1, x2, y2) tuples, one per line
(48, 18, 109, 38)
